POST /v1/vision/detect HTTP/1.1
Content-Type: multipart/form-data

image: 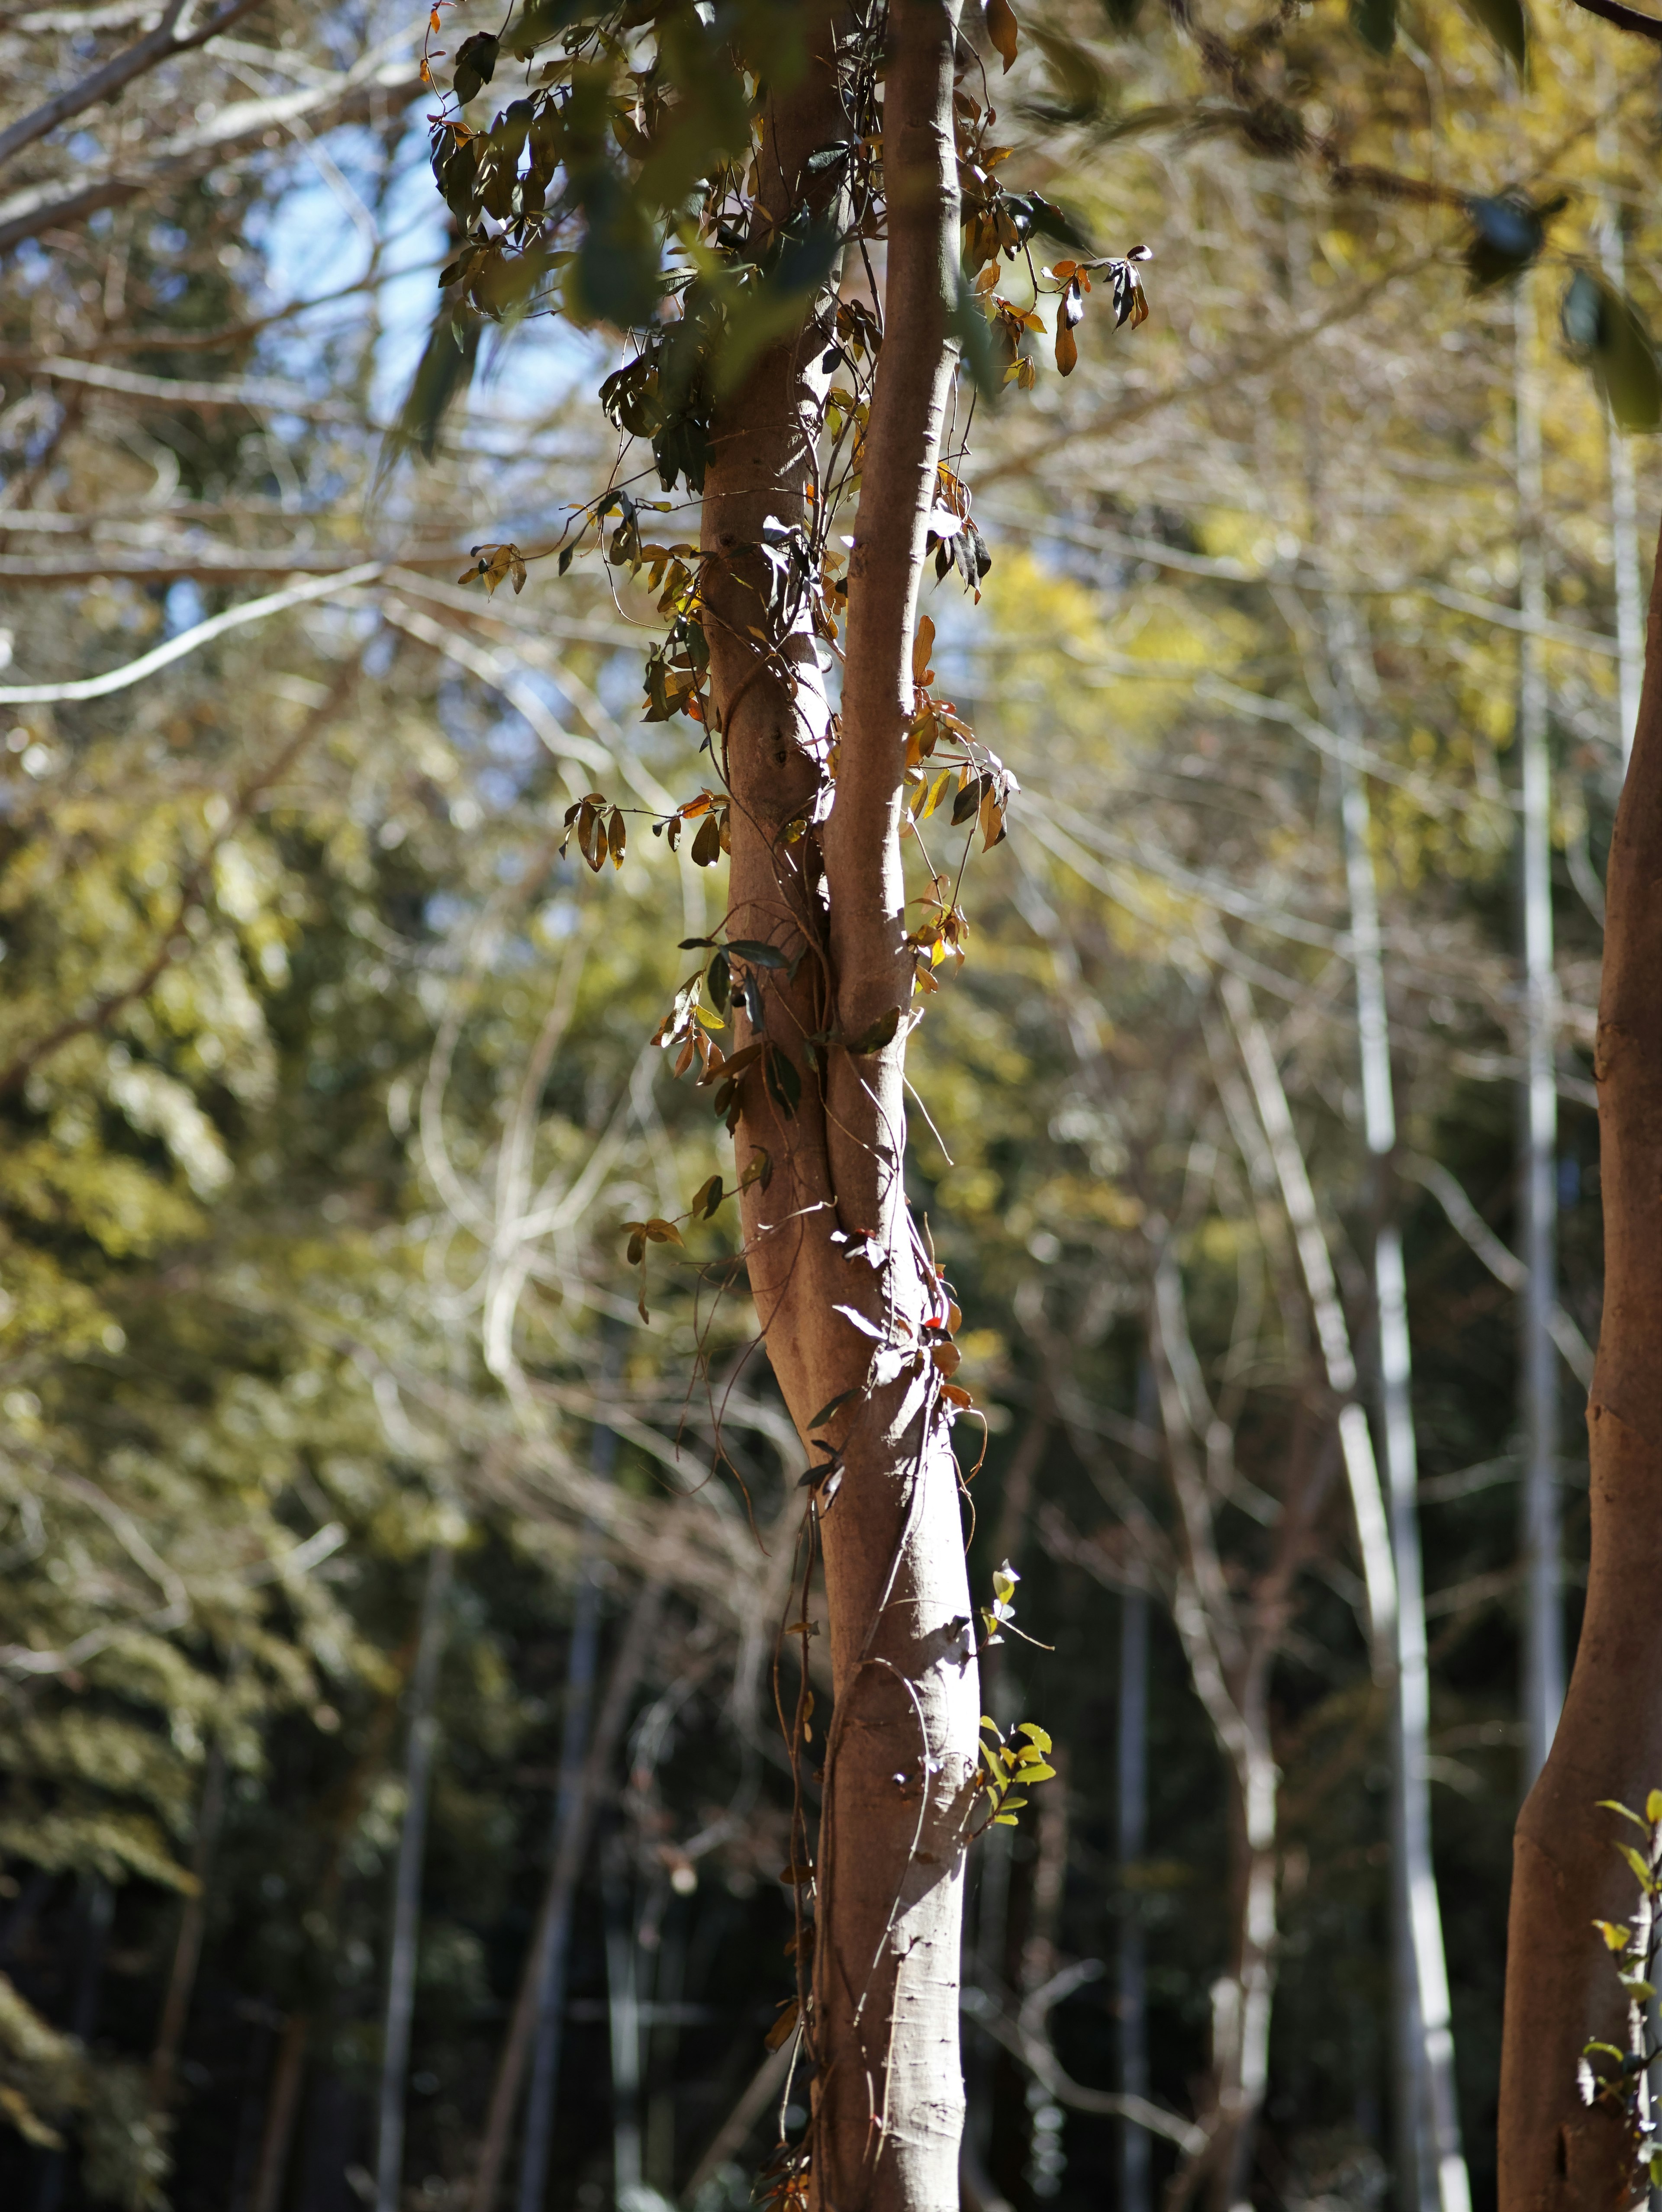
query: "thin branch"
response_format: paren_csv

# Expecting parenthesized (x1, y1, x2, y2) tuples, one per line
(0, 40, 422, 255)
(0, 352, 363, 423)
(0, 562, 381, 703)
(1404, 1155, 1595, 1385)
(1564, 0, 1662, 40)
(0, 0, 265, 174)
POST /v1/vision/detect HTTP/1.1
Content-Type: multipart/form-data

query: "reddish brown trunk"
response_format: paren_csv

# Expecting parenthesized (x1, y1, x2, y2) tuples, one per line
(1497, 515, 1662, 2212)
(701, 6, 976, 2208)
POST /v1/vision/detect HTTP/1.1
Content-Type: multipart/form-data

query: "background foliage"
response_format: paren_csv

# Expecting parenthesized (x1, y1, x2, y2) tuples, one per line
(0, 0, 1650, 2208)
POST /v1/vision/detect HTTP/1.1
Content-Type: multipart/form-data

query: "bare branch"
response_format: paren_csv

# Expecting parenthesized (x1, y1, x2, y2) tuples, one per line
(0, 562, 381, 704)
(0, 40, 421, 254)
(1405, 1155, 1595, 1384)
(1564, 0, 1662, 40)
(0, 0, 266, 174)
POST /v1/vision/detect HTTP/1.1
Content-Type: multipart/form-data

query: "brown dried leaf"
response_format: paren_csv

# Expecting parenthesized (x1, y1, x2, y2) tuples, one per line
(985, 0, 1020, 72)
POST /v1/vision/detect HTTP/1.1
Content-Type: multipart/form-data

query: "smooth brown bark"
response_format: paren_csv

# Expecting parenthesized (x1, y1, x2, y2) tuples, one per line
(1498, 515, 1662, 2212)
(702, 6, 976, 2208)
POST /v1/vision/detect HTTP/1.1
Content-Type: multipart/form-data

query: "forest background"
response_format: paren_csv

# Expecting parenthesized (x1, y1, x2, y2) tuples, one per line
(0, 3, 1646, 2212)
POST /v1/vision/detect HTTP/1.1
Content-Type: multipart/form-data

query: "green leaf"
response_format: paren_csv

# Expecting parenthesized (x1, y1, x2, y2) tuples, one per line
(845, 1006, 902, 1056)
(1649, 1789, 1662, 1825)
(380, 311, 481, 476)
(1458, 0, 1528, 72)
(1616, 1841, 1656, 1890)
(1349, 0, 1396, 51)
(1024, 29, 1112, 123)
(1595, 1920, 1632, 1952)
(1562, 269, 1662, 432)
(1017, 1722, 1052, 1751)
(708, 948, 731, 1016)
(452, 30, 499, 103)
(727, 939, 789, 969)
(765, 1045, 802, 1118)
(992, 1811, 1019, 1826)
(1600, 1800, 1648, 1830)
(808, 1388, 858, 1429)
(741, 1146, 773, 1192)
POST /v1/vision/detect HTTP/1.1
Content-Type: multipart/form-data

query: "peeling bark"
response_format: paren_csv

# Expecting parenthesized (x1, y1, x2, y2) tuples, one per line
(700, 6, 977, 2207)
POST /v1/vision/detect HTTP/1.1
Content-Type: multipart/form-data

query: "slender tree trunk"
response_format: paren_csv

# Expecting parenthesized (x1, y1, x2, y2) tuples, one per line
(1515, 274, 1565, 1786)
(1218, 973, 1398, 1671)
(968, 1406, 1048, 2180)
(249, 2013, 309, 2212)
(375, 1543, 453, 2212)
(1018, 1760, 1071, 2199)
(1496, 518, 1662, 2212)
(1597, 83, 1644, 770)
(1324, 600, 1470, 2212)
(1119, 1373, 1153, 2212)
(32, 1874, 113, 2212)
(249, 1643, 416, 2212)
(515, 1410, 617, 2212)
(604, 1832, 645, 2204)
(468, 1568, 664, 2212)
(684, 2041, 797, 2203)
(149, 1736, 227, 2110)
(1150, 1261, 1278, 2212)
(702, 7, 978, 2208)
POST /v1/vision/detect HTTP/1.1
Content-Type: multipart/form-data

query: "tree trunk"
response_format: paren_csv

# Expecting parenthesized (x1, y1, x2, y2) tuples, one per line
(149, 1736, 228, 2109)
(1150, 1260, 1278, 2212)
(702, 6, 978, 2209)
(1323, 595, 1469, 2212)
(1596, 69, 1644, 771)
(604, 1830, 645, 2203)
(468, 1567, 664, 2212)
(514, 1407, 616, 2212)
(1119, 1373, 1153, 2212)
(375, 1543, 453, 2212)
(1514, 273, 1565, 1786)
(1496, 518, 1662, 2212)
